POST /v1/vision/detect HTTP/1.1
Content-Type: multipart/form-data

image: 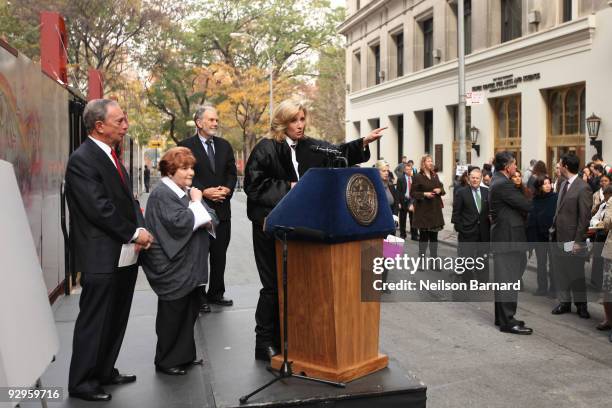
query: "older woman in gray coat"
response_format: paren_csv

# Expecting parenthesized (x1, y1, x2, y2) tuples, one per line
(142, 147, 218, 375)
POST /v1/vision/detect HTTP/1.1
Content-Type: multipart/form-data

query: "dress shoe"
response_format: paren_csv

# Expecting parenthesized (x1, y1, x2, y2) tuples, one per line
(596, 321, 612, 331)
(576, 306, 590, 319)
(155, 365, 187, 376)
(189, 358, 204, 366)
(551, 303, 571, 315)
(255, 345, 280, 362)
(208, 296, 233, 306)
(200, 303, 211, 313)
(69, 390, 112, 402)
(500, 324, 533, 335)
(101, 373, 136, 385)
(495, 319, 524, 327)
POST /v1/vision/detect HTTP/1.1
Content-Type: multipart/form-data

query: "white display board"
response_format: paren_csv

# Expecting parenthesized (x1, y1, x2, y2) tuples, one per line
(0, 160, 59, 407)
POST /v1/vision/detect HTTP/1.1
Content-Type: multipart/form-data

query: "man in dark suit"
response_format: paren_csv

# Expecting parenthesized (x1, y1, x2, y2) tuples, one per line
(451, 167, 490, 283)
(396, 162, 418, 240)
(179, 105, 237, 312)
(550, 153, 593, 318)
(65, 99, 154, 401)
(489, 151, 533, 335)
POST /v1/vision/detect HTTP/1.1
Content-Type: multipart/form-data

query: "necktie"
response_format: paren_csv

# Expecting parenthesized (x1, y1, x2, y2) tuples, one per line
(406, 175, 411, 199)
(110, 149, 126, 185)
(205, 139, 215, 172)
(559, 181, 569, 204)
(475, 188, 481, 213)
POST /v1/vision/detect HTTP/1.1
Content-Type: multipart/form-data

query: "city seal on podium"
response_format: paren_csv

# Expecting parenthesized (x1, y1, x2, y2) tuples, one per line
(346, 174, 378, 226)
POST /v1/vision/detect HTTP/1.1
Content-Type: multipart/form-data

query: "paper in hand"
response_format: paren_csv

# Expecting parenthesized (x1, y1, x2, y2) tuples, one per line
(118, 243, 139, 267)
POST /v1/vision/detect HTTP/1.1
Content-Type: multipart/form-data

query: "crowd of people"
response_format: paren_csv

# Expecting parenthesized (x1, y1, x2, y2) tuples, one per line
(376, 152, 612, 338)
(64, 95, 611, 402)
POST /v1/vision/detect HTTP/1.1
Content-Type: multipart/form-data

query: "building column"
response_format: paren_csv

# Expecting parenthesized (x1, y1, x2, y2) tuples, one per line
(434, 105, 454, 186)
(521, 87, 547, 170)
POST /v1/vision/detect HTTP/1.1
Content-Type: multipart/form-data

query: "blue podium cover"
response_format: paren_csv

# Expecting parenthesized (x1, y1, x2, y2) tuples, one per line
(264, 168, 395, 243)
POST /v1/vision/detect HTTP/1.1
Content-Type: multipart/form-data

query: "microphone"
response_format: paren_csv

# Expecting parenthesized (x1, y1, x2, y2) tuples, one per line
(272, 225, 327, 240)
(310, 145, 342, 156)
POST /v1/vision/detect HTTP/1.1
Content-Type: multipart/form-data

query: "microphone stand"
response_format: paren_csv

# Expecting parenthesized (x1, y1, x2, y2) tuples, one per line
(239, 226, 345, 404)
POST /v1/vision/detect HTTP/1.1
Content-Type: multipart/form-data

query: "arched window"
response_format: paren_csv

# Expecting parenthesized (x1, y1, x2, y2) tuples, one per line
(579, 89, 585, 135)
(508, 97, 520, 138)
(497, 100, 506, 139)
(550, 92, 563, 135)
(565, 90, 579, 134)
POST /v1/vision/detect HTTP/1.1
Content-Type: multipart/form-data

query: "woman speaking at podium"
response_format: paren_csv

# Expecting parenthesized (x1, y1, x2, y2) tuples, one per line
(243, 98, 386, 362)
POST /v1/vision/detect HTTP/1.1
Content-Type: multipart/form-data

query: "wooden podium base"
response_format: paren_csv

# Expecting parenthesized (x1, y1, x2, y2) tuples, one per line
(270, 353, 388, 383)
(274, 239, 387, 383)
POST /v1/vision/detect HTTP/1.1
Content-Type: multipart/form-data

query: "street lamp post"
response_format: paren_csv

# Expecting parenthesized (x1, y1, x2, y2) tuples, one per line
(230, 32, 274, 128)
(587, 113, 602, 157)
(457, 0, 467, 166)
(470, 126, 480, 157)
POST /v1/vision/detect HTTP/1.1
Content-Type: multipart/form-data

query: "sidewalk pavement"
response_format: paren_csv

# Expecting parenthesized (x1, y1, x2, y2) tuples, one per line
(45, 187, 612, 408)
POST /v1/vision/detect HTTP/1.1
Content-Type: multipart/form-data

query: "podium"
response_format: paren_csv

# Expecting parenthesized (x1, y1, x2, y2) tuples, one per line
(264, 168, 395, 383)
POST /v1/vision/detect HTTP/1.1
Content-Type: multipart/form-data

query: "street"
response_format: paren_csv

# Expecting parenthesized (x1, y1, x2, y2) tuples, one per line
(220, 192, 612, 407)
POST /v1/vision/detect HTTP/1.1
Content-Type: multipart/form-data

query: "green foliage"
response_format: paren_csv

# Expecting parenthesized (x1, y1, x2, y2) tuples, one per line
(310, 44, 346, 144)
(1, 0, 347, 156)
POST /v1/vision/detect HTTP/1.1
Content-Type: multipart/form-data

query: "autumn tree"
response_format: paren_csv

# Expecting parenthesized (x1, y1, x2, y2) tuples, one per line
(1, 0, 182, 94)
(142, 0, 345, 157)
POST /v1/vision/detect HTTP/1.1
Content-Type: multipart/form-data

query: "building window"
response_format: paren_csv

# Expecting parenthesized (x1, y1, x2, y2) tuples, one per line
(391, 115, 404, 163)
(550, 92, 563, 136)
(548, 85, 586, 137)
(546, 84, 586, 174)
(563, 0, 572, 22)
(391, 31, 404, 77)
(373, 44, 381, 84)
(421, 18, 434, 68)
(352, 51, 361, 91)
(495, 95, 521, 140)
(356, 0, 360, 11)
(580, 90, 585, 134)
(369, 118, 381, 159)
(424, 111, 433, 154)
(565, 90, 579, 134)
(494, 95, 521, 165)
(353, 121, 361, 140)
(368, 43, 381, 86)
(501, 0, 522, 43)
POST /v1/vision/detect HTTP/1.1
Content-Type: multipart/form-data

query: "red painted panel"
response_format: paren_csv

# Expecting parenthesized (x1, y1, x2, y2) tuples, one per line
(39, 11, 68, 84)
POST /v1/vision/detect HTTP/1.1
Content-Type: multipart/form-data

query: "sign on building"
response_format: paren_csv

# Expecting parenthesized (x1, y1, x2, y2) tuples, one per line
(466, 91, 484, 106)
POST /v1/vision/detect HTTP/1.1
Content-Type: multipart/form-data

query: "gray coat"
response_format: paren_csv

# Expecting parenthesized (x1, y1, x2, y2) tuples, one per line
(142, 182, 219, 301)
(552, 176, 592, 245)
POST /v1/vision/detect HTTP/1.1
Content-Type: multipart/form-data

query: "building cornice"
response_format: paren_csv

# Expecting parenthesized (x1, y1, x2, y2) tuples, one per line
(348, 16, 596, 103)
(338, 0, 391, 35)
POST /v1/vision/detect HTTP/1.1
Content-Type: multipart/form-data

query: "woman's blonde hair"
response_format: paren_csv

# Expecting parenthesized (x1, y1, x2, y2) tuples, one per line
(419, 154, 434, 174)
(269, 98, 308, 142)
(375, 159, 389, 171)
